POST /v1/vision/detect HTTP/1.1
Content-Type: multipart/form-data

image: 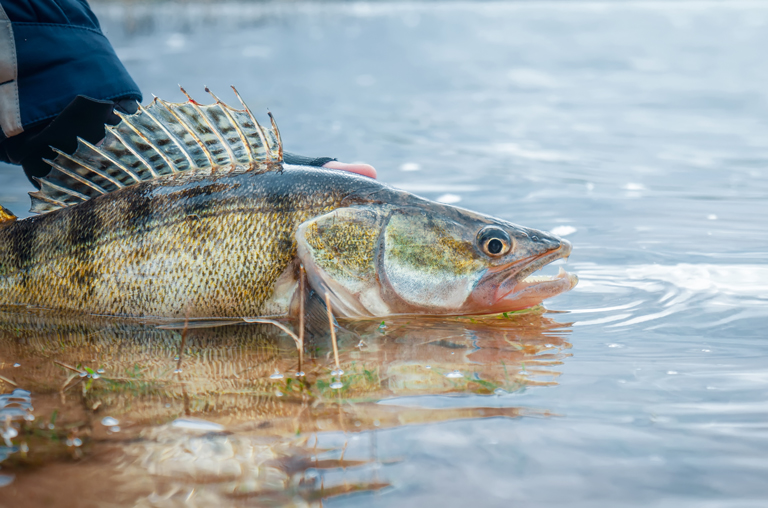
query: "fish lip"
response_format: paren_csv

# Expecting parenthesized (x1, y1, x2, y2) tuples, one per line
(495, 240, 573, 301)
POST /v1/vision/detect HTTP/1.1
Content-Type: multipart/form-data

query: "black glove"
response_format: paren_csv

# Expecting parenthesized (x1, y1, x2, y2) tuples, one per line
(283, 153, 336, 167)
(1, 95, 138, 186)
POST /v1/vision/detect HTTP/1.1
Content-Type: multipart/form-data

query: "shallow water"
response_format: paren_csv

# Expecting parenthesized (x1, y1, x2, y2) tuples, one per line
(1, 1, 768, 506)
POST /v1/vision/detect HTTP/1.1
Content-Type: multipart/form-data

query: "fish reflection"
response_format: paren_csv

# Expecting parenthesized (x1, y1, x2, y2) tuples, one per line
(0, 307, 571, 506)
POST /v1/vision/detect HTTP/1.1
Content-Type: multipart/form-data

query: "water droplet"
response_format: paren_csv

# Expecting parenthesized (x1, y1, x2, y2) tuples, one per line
(275, 391, 283, 397)
(330, 381, 343, 389)
(667, 371, 678, 375)
(425, 365, 431, 369)
(92, 374, 100, 380)
(20, 442, 28, 453)
(2, 427, 18, 440)
(331, 368, 344, 376)
(0, 474, 15, 487)
(72, 438, 82, 447)
(171, 418, 224, 432)
(356, 341, 366, 348)
(173, 356, 180, 361)
(446, 370, 463, 379)
(373, 419, 380, 427)
(269, 370, 284, 380)
(12, 363, 20, 368)
(109, 426, 121, 433)
(295, 371, 305, 377)
(165, 403, 171, 408)
(101, 417, 119, 427)
(24, 414, 34, 422)
(47, 423, 55, 430)
(545, 344, 554, 348)
(173, 369, 182, 374)
(65, 438, 73, 447)
(97, 369, 105, 374)
(354, 421, 361, 427)
(79, 371, 87, 377)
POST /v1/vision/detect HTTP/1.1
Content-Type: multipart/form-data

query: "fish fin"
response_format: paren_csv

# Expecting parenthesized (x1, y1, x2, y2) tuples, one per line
(30, 86, 283, 214)
(0, 204, 16, 226)
(304, 289, 337, 340)
(303, 289, 360, 346)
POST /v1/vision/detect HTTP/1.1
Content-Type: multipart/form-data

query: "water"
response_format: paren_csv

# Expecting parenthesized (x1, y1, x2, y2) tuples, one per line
(1, 1, 768, 506)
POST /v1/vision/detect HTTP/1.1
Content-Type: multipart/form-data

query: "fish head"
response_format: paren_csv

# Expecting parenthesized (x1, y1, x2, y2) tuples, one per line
(296, 202, 577, 318)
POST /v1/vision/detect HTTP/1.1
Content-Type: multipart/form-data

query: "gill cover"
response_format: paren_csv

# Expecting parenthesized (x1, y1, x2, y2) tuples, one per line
(296, 206, 487, 317)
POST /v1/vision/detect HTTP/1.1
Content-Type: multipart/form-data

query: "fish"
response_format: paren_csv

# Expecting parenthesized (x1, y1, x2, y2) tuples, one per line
(0, 87, 577, 320)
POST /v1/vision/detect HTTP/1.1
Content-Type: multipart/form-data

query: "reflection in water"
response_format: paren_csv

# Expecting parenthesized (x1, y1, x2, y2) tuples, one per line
(0, 307, 571, 506)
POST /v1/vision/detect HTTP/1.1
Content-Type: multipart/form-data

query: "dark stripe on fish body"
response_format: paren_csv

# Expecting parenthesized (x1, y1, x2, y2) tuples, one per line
(65, 199, 103, 297)
(2, 221, 36, 285)
(125, 190, 155, 232)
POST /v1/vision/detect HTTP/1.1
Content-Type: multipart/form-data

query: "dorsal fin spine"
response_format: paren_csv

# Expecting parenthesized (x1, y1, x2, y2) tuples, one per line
(30, 191, 67, 209)
(205, 87, 253, 164)
(37, 178, 90, 202)
(189, 101, 237, 166)
(231, 86, 273, 163)
(268, 112, 284, 163)
(106, 125, 159, 179)
(158, 99, 214, 168)
(118, 111, 179, 175)
(140, 102, 200, 170)
(78, 138, 141, 183)
(219, 103, 255, 165)
(44, 159, 108, 195)
(51, 147, 125, 189)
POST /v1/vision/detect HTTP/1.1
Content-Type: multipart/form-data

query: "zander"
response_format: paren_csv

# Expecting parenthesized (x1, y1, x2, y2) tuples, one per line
(0, 88, 577, 319)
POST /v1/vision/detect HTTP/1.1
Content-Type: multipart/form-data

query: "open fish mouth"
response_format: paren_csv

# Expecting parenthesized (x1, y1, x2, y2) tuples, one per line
(492, 242, 578, 311)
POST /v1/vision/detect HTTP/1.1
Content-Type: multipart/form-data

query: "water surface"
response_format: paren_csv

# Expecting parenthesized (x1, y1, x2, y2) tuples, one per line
(1, 2, 767, 506)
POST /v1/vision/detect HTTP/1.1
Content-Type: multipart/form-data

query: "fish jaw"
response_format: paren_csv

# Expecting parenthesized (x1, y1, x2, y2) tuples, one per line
(462, 240, 578, 314)
(487, 266, 578, 312)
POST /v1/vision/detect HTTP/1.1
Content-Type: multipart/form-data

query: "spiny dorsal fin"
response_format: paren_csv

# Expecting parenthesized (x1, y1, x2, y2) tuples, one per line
(0, 204, 16, 226)
(30, 86, 283, 214)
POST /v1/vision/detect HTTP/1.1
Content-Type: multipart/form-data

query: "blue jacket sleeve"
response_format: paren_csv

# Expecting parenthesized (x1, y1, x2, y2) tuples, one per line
(0, 0, 141, 137)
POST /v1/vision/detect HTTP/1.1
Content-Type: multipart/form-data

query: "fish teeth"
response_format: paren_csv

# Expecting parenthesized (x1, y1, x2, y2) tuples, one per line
(523, 275, 555, 283)
(523, 267, 568, 283)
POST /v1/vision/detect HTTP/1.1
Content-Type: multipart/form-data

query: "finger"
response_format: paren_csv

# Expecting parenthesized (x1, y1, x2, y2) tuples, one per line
(322, 161, 377, 179)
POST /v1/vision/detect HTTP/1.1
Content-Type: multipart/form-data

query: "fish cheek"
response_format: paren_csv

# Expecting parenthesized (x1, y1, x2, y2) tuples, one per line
(295, 207, 389, 318)
(381, 213, 486, 313)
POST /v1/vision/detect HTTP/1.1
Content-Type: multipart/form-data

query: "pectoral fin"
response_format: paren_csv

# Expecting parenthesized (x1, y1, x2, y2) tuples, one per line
(0, 205, 16, 227)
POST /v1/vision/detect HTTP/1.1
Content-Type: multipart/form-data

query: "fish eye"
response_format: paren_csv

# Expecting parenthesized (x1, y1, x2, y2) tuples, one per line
(477, 226, 511, 257)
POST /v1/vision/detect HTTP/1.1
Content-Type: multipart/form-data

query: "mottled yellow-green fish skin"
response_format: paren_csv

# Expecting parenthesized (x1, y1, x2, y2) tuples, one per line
(0, 166, 377, 318)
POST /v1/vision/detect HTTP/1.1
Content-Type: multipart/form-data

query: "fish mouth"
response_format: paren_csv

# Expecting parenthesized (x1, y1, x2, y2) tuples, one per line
(490, 241, 578, 312)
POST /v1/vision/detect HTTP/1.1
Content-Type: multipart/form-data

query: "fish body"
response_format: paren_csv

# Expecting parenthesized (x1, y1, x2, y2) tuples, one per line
(0, 91, 577, 319)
